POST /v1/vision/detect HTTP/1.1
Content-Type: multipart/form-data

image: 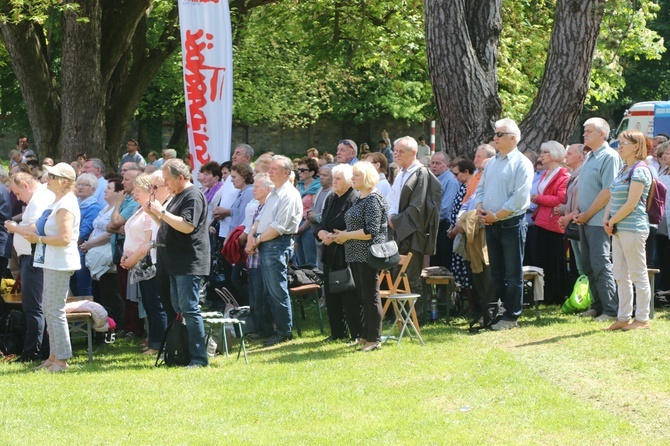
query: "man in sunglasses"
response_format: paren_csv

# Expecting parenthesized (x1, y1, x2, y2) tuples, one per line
(336, 139, 358, 166)
(473, 118, 534, 331)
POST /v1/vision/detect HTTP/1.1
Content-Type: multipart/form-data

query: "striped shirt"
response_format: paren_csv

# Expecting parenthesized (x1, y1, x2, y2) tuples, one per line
(609, 163, 651, 234)
(577, 143, 622, 226)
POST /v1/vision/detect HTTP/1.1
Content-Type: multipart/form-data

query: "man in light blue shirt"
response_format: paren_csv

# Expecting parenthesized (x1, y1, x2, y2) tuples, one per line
(429, 151, 459, 269)
(573, 117, 622, 321)
(473, 118, 533, 330)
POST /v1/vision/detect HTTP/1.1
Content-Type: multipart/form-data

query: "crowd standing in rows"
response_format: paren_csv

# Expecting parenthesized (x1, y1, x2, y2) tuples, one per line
(3, 120, 663, 370)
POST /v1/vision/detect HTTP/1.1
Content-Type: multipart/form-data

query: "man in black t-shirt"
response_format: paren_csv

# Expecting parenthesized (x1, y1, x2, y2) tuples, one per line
(147, 159, 210, 367)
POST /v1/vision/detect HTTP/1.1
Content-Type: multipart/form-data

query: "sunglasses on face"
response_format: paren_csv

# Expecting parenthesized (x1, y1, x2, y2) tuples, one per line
(297, 168, 310, 173)
(494, 131, 514, 138)
(48, 173, 58, 180)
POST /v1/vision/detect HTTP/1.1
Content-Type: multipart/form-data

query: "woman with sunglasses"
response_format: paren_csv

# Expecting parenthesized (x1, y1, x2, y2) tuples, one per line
(295, 157, 321, 267)
(603, 129, 653, 330)
(120, 173, 167, 355)
(25, 163, 80, 372)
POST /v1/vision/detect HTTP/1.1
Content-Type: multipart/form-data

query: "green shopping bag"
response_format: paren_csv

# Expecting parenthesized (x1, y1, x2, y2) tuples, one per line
(562, 275, 592, 314)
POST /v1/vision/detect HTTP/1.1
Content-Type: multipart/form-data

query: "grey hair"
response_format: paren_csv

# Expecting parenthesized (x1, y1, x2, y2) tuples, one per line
(164, 149, 177, 158)
(76, 173, 98, 190)
(477, 144, 496, 158)
(394, 136, 419, 154)
(320, 163, 334, 173)
(236, 143, 254, 160)
(271, 155, 292, 173)
(495, 118, 521, 144)
(540, 141, 566, 162)
(331, 163, 353, 184)
(88, 158, 106, 174)
(254, 172, 274, 189)
(163, 158, 192, 181)
(583, 117, 610, 138)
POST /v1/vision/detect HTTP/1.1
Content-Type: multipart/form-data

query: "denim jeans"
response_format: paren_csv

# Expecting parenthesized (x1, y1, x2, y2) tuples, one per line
(70, 251, 92, 296)
(485, 215, 527, 321)
(294, 221, 317, 267)
(139, 277, 167, 350)
(259, 235, 293, 336)
(169, 275, 208, 366)
(248, 266, 273, 336)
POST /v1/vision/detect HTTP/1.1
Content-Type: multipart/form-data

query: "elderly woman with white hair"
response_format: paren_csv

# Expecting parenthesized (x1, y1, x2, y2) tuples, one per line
(71, 173, 102, 296)
(317, 163, 359, 342)
(530, 141, 570, 304)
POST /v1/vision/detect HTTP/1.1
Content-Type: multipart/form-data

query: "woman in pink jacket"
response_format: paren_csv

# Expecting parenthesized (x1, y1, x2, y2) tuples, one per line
(531, 141, 570, 304)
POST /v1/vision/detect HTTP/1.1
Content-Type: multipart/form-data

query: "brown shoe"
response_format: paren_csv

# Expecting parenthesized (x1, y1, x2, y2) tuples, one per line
(602, 320, 631, 331)
(621, 320, 650, 331)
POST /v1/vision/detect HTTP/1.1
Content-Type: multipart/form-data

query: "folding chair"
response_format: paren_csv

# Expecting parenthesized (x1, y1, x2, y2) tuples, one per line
(379, 253, 423, 344)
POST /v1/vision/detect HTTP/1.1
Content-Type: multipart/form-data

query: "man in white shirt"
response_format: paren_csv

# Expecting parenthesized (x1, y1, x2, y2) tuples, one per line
(5, 173, 54, 362)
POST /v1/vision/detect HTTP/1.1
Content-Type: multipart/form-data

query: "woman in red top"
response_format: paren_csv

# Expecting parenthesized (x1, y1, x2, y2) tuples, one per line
(531, 141, 570, 304)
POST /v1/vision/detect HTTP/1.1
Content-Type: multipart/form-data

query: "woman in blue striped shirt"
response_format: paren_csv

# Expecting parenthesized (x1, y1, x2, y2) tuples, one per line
(603, 130, 652, 331)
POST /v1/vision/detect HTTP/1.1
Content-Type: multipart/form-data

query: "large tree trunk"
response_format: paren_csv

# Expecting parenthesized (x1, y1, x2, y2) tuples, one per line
(0, 18, 61, 158)
(519, 0, 605, 151)
(61, 0, 105, 162)
(425, 0, 502, 159)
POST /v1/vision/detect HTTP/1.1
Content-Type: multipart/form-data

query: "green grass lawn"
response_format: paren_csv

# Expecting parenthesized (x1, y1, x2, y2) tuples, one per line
(2, 305, 670, 445)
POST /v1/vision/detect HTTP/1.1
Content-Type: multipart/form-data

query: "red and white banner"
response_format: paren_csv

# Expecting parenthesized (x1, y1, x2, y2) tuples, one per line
(177, 0, 233, 174)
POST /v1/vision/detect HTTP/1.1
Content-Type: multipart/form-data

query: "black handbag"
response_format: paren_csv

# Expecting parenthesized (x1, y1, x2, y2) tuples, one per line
(328, 266, 355, 294)
(367, 240, 400, 270)
(156, 314, 191, 367)
(564, 222, 580, 241)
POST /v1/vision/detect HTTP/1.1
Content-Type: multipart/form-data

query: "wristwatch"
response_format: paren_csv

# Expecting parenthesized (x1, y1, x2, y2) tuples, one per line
(160, 209, 166, 219)
(256, 234, 262, 244)
(493, 213, 500, 222)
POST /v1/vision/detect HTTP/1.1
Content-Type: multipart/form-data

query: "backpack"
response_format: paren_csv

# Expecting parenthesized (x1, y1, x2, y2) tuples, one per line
(627, 162, 667, 224)
(288, 266, 323, 288)
(155, 313, 191, 367)
(0, 298, 26, 355)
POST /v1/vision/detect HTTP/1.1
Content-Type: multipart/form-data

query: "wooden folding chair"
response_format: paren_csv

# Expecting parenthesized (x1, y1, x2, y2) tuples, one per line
(379, 253, 421, 336)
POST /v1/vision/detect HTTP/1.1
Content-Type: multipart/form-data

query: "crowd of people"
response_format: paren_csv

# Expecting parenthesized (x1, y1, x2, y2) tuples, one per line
(3, 118, 665, 370)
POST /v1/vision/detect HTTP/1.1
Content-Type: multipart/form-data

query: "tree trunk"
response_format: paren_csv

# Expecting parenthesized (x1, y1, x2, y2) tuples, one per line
(0, 19, 61, 158)
(519, 0, 605, 151)
(61, 0, 105, 163)
(425, 0, 502, 159)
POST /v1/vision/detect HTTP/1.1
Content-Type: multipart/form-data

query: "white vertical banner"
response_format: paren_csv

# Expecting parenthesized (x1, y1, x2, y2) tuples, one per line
(177, 0, 233, 174)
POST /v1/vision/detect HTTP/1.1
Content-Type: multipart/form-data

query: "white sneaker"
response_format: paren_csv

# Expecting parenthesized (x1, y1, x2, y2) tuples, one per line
(579, 309, 598, 318)
(593, 314, 616, 322)
(490, 320, 519, 331)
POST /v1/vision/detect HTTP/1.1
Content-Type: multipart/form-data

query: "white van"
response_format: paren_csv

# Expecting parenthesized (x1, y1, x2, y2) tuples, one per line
(614, 101, 670, 141)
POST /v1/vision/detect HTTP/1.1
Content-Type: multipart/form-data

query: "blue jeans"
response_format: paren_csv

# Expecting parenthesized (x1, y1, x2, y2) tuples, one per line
(70, 251, 92, 296)
(259, 235, 293, 336)
(294, 221, 317, 267)
(139, 277, 167, 350)
(248, 267, 273, 336)
(169, 275, 208, 366)
(485, 215, 527, 321)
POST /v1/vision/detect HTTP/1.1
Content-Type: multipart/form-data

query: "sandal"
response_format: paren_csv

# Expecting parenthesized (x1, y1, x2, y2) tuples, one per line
(46, 363, 70, 373)
(34, 360, 54, 371)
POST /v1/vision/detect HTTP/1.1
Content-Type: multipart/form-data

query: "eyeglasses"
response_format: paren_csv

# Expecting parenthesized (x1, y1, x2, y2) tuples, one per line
(618, 141, 634, 146)
(48, 173, 58, 180)
(541, 150, 550, 154)
(77, 183, 92, 187)
(297, 168, 310, 173)
(494, 132, 514, 138)
(339, 139, 352, 147)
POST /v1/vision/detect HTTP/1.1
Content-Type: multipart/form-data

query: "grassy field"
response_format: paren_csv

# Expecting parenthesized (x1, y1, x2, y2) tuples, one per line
(2, 305, 670, 445)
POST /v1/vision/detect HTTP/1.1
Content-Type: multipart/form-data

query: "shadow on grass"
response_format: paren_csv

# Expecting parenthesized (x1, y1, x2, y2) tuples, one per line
(513, 329, 600, 348)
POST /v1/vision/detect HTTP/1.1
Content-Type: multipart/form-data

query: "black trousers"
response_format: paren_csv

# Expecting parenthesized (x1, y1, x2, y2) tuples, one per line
(536, 227, 568, 305)
(92, 272, 124, 332)
(351, 261, 381, 343)
(431, 219, 453, 270)
(20, 255, 45, 357)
